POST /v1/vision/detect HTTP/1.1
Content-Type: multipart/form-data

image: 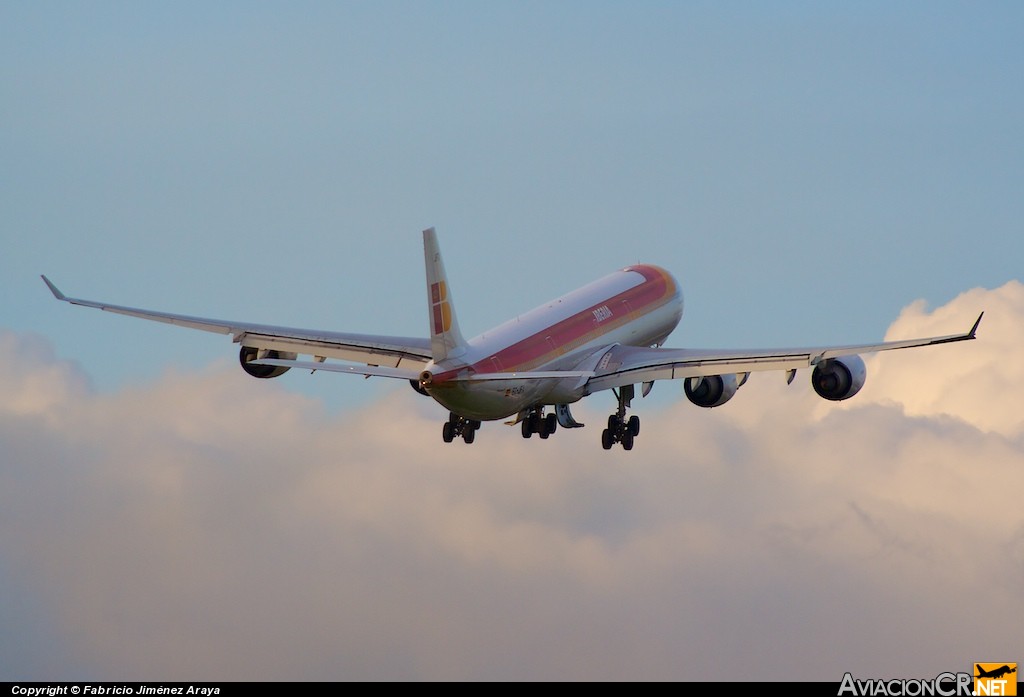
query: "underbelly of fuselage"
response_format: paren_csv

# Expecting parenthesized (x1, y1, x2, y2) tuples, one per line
(426, 376, 586, 421)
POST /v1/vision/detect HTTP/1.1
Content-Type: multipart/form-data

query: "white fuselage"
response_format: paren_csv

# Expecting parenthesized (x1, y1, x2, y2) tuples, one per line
(423, 265, 684, 420)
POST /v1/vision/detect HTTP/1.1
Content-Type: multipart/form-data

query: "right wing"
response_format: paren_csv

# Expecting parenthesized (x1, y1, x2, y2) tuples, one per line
(41, 275, 432, 373)
(584, 313, 983, 393)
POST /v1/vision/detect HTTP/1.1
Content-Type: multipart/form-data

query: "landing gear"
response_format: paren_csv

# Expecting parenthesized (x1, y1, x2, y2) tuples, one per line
(520, 407, 558, 439)
(601, 385, 641, 451)
(442, 413, 481, 444)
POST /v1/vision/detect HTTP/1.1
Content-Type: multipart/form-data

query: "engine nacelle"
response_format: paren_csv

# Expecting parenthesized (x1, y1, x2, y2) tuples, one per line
(409, 379, 429, 396)
(239, 346, 295, 379)
(811, 355, 866, 401)
(684, 374, 738, 408)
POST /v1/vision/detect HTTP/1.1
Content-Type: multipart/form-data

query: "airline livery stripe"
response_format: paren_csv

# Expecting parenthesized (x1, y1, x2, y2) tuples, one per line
(464, 265, 676, 376)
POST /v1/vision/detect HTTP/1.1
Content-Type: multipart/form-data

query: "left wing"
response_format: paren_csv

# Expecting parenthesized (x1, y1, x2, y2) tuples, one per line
(585, 313, 983, 393)
(41, 275, 432, 371)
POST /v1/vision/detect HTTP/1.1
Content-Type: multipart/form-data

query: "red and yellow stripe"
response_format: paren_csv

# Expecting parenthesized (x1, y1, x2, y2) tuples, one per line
(438, 264, 677, 381)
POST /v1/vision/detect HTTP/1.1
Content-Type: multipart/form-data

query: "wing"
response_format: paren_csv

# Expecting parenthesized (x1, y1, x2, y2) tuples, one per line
(41, 276, 432, 373)
(584, 313, 983, 393)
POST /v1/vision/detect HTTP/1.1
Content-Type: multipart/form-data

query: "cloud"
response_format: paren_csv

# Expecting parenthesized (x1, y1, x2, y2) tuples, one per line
(1, 284, 1022, 680)
(855, 280, 1024, 437)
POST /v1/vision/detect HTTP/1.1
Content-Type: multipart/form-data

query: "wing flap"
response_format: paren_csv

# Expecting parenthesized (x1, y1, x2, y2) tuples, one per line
(247, 363, 596, 382)
(250, 358, 421, 380)
(236, 333, 430, 368)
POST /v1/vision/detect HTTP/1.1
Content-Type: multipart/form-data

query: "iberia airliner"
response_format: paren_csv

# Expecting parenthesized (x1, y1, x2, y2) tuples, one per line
(43, 228, 981, 450)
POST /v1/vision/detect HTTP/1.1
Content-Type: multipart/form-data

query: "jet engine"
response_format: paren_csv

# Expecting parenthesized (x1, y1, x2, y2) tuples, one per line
(684, 374, 738, 408)
(239, 346, 296, 379)
(811, 355, 866, 401)
(409, 379, 430, 396)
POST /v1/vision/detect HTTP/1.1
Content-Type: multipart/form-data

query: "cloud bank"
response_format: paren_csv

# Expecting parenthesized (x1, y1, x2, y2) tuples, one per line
(2, 282, 1022, 680)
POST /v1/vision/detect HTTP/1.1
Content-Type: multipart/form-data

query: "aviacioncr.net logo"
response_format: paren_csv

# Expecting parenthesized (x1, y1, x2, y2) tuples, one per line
(838, 672, 973, 696)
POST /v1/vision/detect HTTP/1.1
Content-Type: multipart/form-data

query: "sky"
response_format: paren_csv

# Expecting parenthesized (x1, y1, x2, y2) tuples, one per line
(2, 1, 1022, 681)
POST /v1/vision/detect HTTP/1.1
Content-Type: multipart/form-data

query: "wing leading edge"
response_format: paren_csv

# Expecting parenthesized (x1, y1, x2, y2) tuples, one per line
(584, 312, 983, 394)
(40, 275, 432, 370)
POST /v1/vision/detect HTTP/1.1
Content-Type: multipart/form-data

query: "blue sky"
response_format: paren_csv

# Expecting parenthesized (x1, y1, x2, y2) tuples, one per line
(4, 1, 1022, 407)
(2, 2, 1023, 680)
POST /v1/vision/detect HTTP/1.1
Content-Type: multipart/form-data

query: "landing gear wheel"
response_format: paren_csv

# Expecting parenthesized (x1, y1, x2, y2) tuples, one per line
(521, 419, 533, 439)
(545, 413, 558, 436)
(605, 384, 640, 451)
(538, 413, 551, 439)
(442, 412, 479, 444)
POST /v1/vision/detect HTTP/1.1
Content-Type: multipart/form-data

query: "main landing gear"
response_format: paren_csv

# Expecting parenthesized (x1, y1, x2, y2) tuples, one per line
(442, 412, 481, 444)
(602, 385, 641, 451)
(521, 407, 558, 439)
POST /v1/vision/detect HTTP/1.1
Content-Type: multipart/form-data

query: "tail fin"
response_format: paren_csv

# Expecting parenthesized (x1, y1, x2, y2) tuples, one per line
(423, 227, 467, 361)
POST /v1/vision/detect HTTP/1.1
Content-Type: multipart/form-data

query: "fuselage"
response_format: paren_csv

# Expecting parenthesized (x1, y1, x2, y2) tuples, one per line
(424, 264, 683, 420)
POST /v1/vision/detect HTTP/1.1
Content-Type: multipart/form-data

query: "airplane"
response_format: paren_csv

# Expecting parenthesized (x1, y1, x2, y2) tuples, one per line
(42, 227, 983, 450)
(975, 665, 1017, 680)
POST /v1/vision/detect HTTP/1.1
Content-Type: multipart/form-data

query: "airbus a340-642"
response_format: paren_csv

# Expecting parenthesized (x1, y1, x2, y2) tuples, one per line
(43, 228, 982, 450)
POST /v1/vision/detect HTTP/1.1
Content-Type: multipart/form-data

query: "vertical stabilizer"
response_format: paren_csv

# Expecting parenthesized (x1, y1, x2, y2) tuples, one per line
(423, 227, 467, 361)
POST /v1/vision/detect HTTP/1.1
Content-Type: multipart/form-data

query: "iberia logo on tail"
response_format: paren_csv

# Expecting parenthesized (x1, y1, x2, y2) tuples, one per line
(431, 281, 452, 334)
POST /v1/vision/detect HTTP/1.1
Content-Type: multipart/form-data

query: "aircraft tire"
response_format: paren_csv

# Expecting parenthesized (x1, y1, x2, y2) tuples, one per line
(442, 422, 455, 443)
(628, 415, 640, 437)
(601, 428, 614, 450)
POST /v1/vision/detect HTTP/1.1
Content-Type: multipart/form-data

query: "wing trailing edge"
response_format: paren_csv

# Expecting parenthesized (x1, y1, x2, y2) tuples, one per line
(41, 275, 432, 368)
(585, 312, 983, 394)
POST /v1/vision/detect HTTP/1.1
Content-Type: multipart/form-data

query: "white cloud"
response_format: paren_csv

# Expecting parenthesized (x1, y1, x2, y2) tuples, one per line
(856, 280, 1024, 437)
(1, 284, 1022, 680)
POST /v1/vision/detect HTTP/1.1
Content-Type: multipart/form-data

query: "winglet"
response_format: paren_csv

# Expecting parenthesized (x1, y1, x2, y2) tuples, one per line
(968, 311, 983, 339)
(41, 275, 67, 301)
